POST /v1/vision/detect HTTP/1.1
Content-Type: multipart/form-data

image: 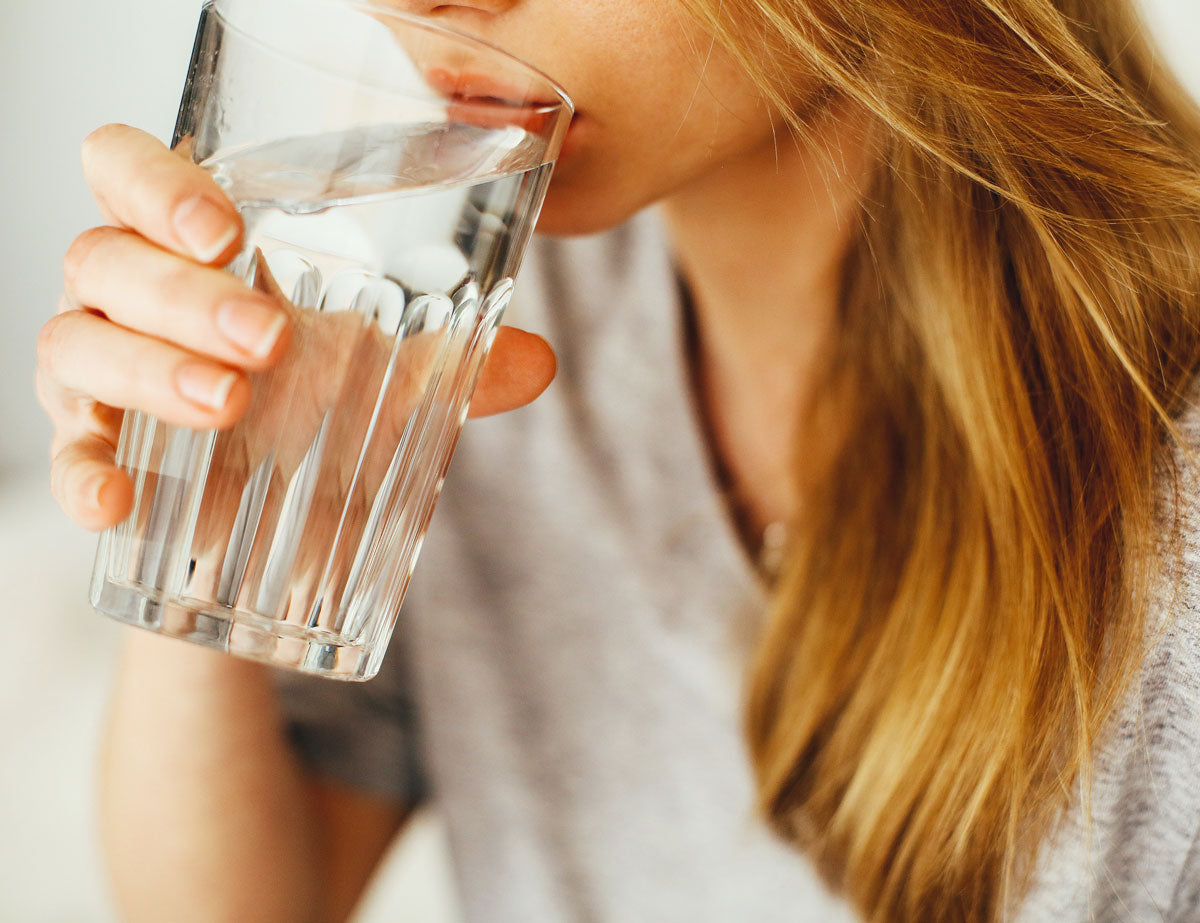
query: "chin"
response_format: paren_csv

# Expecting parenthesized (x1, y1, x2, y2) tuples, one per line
(532, 176, 649, 237)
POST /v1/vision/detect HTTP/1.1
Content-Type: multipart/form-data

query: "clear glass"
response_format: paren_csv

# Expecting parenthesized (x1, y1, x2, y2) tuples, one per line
(90, 0, 573, 680)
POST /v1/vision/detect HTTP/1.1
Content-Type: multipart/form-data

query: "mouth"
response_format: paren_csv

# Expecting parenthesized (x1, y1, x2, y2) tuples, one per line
(426, 67, 564, 111)
(425, 66, 576, 150)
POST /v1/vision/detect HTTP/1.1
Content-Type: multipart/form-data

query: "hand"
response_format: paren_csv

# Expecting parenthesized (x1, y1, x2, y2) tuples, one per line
(38, 124, 557, 540)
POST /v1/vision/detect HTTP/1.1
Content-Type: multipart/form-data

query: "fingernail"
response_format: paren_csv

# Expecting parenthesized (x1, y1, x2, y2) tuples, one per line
(173, 196, 238, 263)
(176, 362, 238, 411)
(216, 299, 287, 359)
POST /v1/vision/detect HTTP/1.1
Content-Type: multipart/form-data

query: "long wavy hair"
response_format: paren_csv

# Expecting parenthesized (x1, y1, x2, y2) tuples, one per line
(676, 0, 1200, 919)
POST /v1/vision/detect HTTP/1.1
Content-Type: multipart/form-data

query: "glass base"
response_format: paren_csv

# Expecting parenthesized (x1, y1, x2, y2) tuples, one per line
(91, 576, 379, 680)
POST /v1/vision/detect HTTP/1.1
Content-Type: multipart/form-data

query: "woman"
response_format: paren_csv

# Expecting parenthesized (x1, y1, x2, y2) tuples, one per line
(36, 0, 1200, 920)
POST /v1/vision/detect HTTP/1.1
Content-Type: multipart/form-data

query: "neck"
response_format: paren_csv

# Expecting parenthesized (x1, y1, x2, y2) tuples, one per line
(659, 109, 870, 537)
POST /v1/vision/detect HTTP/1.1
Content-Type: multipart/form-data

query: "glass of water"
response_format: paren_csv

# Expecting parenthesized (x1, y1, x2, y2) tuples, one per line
(90, 0, 573, 680)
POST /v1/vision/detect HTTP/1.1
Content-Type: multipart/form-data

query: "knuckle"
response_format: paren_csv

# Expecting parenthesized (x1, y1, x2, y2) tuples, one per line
(49, 434, 69, 464)
(62, 226, 114, 287)
(34, 364, 59, 415)
(36, 313, 72, 370)
(48, 444, 75, 500)
(80, 123, 129, 169)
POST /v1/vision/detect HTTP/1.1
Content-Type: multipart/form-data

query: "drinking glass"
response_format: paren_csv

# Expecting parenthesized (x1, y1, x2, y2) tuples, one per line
(90, 0, 573, 680)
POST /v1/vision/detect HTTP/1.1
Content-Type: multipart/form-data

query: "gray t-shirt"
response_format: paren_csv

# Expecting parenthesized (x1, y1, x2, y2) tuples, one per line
(278, 211, 1200, 922)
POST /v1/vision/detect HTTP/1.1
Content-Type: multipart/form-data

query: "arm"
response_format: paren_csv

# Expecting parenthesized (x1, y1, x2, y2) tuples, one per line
(38, 122, 554, 922)
(100, 632, 407, 923)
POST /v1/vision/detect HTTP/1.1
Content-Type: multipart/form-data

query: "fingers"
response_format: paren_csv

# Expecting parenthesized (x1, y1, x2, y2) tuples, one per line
(38, 310, 252, 431)
(50, 435, 135, 531)
(81, 123, 242, 265)
(63, 226, 290, 369)
(468, 327, 557, 418)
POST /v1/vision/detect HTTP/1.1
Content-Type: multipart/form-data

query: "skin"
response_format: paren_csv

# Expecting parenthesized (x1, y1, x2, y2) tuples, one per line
(36, 0, 870, 919)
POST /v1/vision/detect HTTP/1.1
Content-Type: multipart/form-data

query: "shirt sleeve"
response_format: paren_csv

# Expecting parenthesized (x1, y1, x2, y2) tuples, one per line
(271, 639, 428, 807)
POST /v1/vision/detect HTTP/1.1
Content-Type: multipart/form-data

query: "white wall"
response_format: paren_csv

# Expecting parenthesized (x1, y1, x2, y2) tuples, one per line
(1, 0, 202, 478)
(1141, 0, 1200, 93)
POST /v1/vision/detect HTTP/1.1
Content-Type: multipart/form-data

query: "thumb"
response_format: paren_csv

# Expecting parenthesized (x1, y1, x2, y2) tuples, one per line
(468, 326, 557, 418)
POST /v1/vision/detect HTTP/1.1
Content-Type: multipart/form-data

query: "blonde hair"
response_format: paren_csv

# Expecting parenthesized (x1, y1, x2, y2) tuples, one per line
(677, 0, 1200, 919)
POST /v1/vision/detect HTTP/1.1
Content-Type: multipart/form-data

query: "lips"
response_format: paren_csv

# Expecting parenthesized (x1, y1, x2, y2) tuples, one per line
(425, 67, 557, 108)
(425, 66, 571, 137)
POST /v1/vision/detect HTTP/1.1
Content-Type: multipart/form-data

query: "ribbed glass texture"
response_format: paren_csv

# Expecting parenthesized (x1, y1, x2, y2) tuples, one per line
(89, 0, 571, 679)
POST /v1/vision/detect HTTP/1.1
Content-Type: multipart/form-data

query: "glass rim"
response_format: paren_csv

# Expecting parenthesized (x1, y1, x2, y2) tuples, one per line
(202, 0, 575, 117)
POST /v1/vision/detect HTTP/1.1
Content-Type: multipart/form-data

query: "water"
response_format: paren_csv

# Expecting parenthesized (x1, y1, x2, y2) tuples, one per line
(93, 123, 553, 677)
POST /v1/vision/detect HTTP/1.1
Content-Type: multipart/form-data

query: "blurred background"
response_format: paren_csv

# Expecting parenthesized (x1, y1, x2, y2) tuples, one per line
(1, 1, 1197, 920)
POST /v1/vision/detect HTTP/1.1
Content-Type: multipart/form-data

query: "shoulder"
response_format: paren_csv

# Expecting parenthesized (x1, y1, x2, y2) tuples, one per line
(1121, 383, 1200, 757)
(1019, 392, 1200, 921)
(1152, 384, 1200, 695)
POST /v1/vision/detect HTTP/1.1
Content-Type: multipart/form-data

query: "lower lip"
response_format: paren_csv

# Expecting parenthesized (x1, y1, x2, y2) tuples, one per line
(425, 67, 561, 110)
(424, 67, 579, 162)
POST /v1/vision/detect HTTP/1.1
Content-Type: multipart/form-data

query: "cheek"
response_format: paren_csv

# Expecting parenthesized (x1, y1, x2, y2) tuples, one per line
(509, 3, 775, 233)
(535, 89, 776, 235)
